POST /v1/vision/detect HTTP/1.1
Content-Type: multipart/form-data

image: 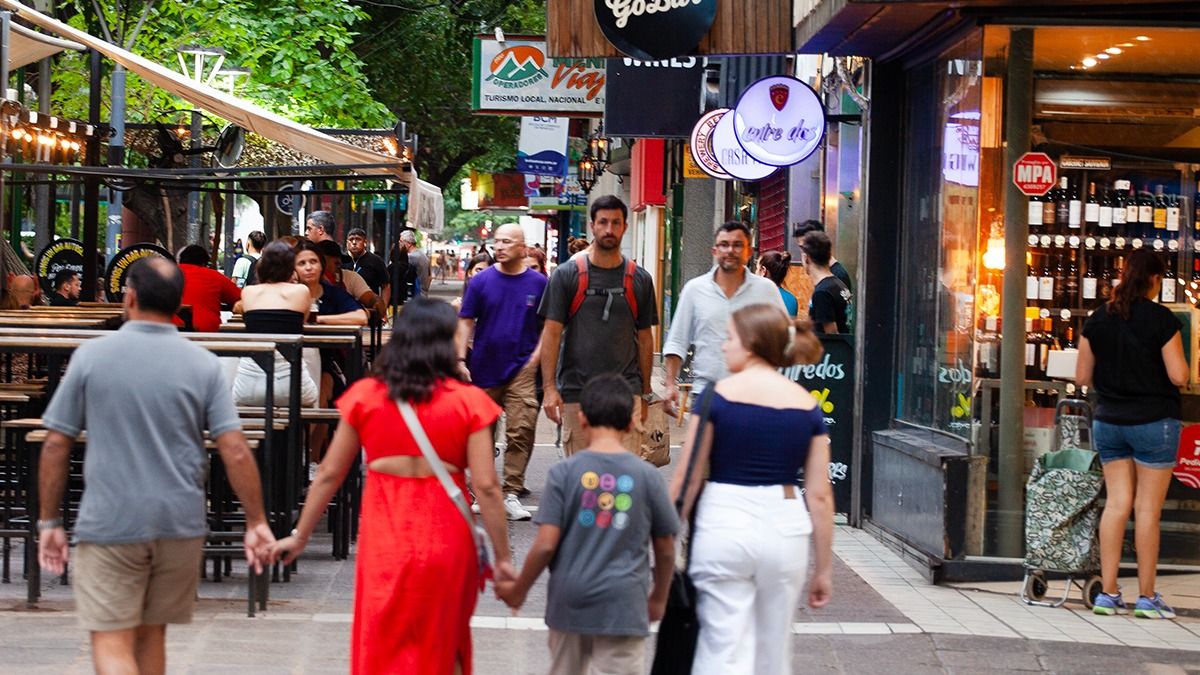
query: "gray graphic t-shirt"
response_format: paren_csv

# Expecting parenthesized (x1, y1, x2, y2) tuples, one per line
(536, 450, 679, 636)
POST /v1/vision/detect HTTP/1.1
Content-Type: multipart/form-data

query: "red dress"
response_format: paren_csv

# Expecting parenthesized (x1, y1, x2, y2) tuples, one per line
(336, 377, 501, 675)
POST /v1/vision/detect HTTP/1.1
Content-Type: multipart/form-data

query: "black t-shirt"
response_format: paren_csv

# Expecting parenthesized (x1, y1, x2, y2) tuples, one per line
(49, 293, 78, 307)
(386, 253, 418, 305)
(810, 275, 851, 334)
(537, 256, 658, 402)
(1082, 298, 1182, 424)
(350, 251, 388, 294)
(831, 260, 852, 292)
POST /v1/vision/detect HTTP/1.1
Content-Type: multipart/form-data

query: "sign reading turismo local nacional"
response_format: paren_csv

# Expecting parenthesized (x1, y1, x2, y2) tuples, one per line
(105, 243, 171, 302)
(34, 238, 85, 296)
(471, 36, 605, 116)
(733, 75, 825, 167)
(594, 0, 718, 61)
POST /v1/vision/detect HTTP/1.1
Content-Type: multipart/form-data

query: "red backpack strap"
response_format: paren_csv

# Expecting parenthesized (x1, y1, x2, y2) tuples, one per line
(623, 257, 638, 321)
(568, 255, 589, 319)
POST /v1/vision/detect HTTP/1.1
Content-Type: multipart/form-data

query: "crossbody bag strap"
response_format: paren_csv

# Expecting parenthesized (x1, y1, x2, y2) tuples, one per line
(395, 399, 476, 528)
(675, 385, 717, 516)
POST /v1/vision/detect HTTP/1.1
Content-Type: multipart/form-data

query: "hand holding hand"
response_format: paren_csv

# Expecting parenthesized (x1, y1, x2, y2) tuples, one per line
(808, 570, 832, 609)
(244, 522, 278, 573)
(38, 527, 68, 576)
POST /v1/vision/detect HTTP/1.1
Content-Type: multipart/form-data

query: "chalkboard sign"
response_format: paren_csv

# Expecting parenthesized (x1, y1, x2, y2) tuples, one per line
(782, 334, 854, 513)
(34, 238, 85, 296)
(105, 243, 171, 302)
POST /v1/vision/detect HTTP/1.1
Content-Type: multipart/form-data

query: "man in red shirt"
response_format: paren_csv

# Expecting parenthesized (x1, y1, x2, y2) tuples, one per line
(176, 245, 241, 332)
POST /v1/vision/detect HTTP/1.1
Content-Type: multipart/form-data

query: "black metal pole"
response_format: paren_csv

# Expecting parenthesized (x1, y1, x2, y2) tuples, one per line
(82, 49, 102, 301)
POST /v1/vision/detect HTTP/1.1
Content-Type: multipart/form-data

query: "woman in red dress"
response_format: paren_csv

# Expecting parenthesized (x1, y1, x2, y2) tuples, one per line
(272, 297, 515, 674)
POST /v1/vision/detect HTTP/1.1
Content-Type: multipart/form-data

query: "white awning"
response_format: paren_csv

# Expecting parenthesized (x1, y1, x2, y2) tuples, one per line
(409, 176, 445, 234)
(9, 21, 82, 70)
(0, 0, 409, 181)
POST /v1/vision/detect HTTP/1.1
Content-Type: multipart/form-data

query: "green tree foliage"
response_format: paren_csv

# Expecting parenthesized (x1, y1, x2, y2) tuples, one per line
(354, 0, 546, 187)
(50, 0, 390, 128)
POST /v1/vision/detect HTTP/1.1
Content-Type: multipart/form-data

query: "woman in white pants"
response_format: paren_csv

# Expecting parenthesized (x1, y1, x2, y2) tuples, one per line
(671, 303, 835, 675)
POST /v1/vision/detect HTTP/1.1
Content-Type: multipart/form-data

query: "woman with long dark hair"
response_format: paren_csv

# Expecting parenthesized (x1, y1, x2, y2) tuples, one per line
(757, 250, 798, 317)
(671, 304, 834, 673)
(271, 298, 514, 672)
(1077, 249, 1187, 619)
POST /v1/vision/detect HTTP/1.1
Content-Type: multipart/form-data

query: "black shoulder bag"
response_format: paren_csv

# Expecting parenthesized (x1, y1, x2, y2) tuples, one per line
(650, 385, 716, 675)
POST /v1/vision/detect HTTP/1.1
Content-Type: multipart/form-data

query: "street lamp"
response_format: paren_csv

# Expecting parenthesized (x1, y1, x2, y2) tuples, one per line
(588, 121, 611, 173)
(175, 45, 226, 245)
(577, 152, 597, 195)
(215, 66, 251, 94)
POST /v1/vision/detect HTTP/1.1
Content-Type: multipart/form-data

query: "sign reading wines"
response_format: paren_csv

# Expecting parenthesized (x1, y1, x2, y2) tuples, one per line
(1012, 152, 1056, 197)
(593, 0, 718, 61)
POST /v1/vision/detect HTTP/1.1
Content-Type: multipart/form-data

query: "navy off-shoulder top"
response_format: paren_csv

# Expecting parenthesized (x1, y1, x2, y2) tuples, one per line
(706, 392, 829, 486)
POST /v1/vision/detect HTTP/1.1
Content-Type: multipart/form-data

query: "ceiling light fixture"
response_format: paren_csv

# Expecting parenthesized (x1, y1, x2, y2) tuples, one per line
(1135, 35, 1151, 42)
(1105, 47, 1122, 55)
(1082, 57, 1098, 67)
(1118, 42, 1135, 47)
(1096, 53, 1110, 60)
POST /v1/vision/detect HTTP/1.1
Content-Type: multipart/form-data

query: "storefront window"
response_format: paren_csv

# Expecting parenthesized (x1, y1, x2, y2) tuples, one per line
(896, 32, 982, 437)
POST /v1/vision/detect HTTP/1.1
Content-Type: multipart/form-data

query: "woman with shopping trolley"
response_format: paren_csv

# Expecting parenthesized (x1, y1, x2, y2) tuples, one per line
(1076, 248, 1188, 619)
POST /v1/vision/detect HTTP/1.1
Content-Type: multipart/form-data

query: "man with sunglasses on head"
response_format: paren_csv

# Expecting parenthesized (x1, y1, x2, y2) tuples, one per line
(662, 221, 784, 417)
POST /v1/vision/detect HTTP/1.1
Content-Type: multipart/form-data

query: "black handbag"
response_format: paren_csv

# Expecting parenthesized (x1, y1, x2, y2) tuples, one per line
(650, 386, 716, 675)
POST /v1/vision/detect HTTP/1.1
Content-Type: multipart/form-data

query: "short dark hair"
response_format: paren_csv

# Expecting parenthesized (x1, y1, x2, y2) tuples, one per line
(176, 244, 209, 266)
(255, 241, 296, 284)
(127, 257, 183, 316)
(589, 194, 628, 223)
(347, 227, 367, 239)
(579, 374, 634, 431)
(306, 211, 335, 235)
(800, 231, 833, 267)
(247, 230, 266, 251)
(716, 220, 752, 242)
(315, 239, 343, 261)
(758, 250, 792, 286)
(54, 270, 78, 290)
(792, 219, 823, 239)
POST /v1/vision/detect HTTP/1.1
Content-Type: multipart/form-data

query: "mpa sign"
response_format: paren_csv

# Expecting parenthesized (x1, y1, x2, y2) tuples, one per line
(595, 0, 718, 61)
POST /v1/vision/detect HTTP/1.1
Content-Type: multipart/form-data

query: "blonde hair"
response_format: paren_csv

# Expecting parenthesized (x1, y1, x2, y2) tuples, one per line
(731, 304, 822, 367)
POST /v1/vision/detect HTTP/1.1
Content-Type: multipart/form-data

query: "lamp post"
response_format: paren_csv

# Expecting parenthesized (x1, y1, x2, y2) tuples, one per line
(215, 66, 250, 274)
(577, 152, 597, 195)
(175, 45, 225, 246)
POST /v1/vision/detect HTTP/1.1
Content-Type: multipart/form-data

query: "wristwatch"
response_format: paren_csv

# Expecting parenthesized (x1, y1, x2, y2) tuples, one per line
(37, 518, 62, 531)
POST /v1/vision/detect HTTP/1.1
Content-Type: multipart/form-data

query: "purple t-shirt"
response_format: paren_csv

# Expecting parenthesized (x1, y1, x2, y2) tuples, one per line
(459, 266, 548, 388)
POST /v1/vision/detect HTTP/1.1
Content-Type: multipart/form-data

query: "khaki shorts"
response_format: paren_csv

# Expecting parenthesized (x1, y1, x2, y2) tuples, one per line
(74, 537, 204, 632)
(548, 630, 646, 675)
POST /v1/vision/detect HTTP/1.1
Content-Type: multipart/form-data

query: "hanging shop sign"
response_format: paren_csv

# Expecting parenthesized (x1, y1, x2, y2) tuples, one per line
(594, 0, 718, 62)
(732, 75, 825, 168)
(1012, 152, 1056, 197)
(683, 145, 708, 179)
(471, 37, 605, 116)
(1058, 155, 1111, 171)
(104, 243, 171, 303)
(517, 116, 570, 177)
(34, 238, 84, 296)
(782, 334, 854, 513)
(711, 108, 776, 181)
(605, 57, 704, 138)
(688, 109, 732, 180)
(275, 183, 305, 216)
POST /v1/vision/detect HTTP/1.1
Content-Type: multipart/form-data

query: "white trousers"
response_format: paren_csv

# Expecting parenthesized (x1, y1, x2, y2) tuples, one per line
(689, 482, 811, 675)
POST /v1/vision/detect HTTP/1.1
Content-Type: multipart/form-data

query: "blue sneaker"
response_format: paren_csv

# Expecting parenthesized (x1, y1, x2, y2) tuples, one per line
(1134, 593, 1176, 620)
(1093, 592, 1127, 615)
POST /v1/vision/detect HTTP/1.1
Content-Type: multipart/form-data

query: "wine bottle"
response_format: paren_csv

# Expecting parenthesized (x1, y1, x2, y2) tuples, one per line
(1162, 258, 1177, 303)
(1024, 318, 1039, 379)
(1026, 259, 1040, 303)
(1098, 188, 1113, 232)
(1064, 250, 1080, 307)
(1082, 260, 1098, 302)
(1039, 255, 1055, 304)
(1111, 181, 1127, 230)
(1153, 185, 1168, 231)
(1055, 177, 1071, 227)
(1124, 182, 1139, 229)
(1084, 182, 1100, 234)
(1054, 254, 1068, 306)
(1112, 256, 1125, 289)
(1028, 191, 1044, 232)
(1068, 179, 1082, 230)
(1139, 186, 1154, 227)
(1100, 258, 1114, 300)
(1167, 192, 1181, 234)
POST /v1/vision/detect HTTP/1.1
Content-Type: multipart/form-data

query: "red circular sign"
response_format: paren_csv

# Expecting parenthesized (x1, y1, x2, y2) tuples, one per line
(1175, 424, 1200, 489)
(1012, 152, 1056, 197)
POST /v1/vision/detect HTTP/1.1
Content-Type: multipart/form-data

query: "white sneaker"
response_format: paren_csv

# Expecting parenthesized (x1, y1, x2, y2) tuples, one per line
(504, 494, 532, 521)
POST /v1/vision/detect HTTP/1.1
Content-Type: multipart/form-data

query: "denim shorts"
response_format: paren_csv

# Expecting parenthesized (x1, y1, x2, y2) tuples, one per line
(1092, 418, 1181, 469)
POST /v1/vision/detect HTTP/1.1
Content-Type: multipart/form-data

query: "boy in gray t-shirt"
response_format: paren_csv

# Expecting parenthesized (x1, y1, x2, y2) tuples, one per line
(500, 374, 677, 674)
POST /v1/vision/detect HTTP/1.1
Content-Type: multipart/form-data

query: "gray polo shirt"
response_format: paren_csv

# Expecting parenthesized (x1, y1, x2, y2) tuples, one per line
(662, 267, 785, 388)
(42, 321, 242, 544)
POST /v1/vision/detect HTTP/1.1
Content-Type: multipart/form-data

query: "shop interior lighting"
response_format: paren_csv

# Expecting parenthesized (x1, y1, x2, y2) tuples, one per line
(1118, 42, 1135, 47)
(1081, 57, 1098, 68)
(1135, 36, 1151, 41)
(1105, 47, 1122, 55)
(1096, 53, 1110, 60)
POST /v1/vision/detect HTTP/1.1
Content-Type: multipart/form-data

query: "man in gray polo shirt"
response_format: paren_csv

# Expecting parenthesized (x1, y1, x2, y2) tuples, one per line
(37, 257, 275, 674)
(662, 221, 785, 415)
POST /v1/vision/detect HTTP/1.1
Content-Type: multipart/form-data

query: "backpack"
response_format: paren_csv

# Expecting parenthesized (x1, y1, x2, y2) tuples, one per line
(568, 255, 639, 323)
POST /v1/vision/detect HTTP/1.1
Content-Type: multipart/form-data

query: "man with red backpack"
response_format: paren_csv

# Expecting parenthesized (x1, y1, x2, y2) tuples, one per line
(539, 195, 659, 455)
